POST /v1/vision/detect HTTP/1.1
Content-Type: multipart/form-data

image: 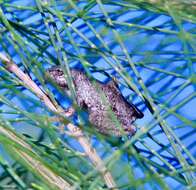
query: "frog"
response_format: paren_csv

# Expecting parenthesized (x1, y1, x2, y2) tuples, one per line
(47, 66, 144, 137)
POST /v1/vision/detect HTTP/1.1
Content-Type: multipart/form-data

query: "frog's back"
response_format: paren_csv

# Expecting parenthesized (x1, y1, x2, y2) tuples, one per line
(71, 70, 104, 109)
(71, 69, 143, 136)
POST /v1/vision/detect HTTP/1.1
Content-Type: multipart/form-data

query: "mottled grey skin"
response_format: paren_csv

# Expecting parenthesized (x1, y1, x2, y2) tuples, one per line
(47, 66, 144, 137)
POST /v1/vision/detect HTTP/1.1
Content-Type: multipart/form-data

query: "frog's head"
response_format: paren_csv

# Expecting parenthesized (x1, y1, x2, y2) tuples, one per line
(46, 66, 69, 89)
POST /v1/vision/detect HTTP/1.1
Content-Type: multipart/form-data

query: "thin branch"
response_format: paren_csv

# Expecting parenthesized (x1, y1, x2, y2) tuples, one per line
(0, 124, 72, 190)
(0, 52, 118, 190)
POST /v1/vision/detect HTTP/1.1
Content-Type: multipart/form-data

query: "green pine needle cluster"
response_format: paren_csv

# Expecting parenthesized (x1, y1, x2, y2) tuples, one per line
(0, 0, 195, 189)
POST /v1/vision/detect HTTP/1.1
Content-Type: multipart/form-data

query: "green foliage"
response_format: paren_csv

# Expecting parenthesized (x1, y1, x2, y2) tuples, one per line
(0, 0, 195, 189)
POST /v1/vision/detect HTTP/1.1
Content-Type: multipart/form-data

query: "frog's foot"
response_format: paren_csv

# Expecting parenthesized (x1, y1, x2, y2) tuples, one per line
(124, 125, 137, 136)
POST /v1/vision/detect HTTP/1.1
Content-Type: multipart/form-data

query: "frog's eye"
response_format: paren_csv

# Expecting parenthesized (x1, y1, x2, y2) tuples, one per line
(48, 66, 63, 75)
(55, 68, 63, 75)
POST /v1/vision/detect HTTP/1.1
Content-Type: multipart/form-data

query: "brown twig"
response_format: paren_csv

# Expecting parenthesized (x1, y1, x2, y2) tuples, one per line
(0, 53, 118, 189)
